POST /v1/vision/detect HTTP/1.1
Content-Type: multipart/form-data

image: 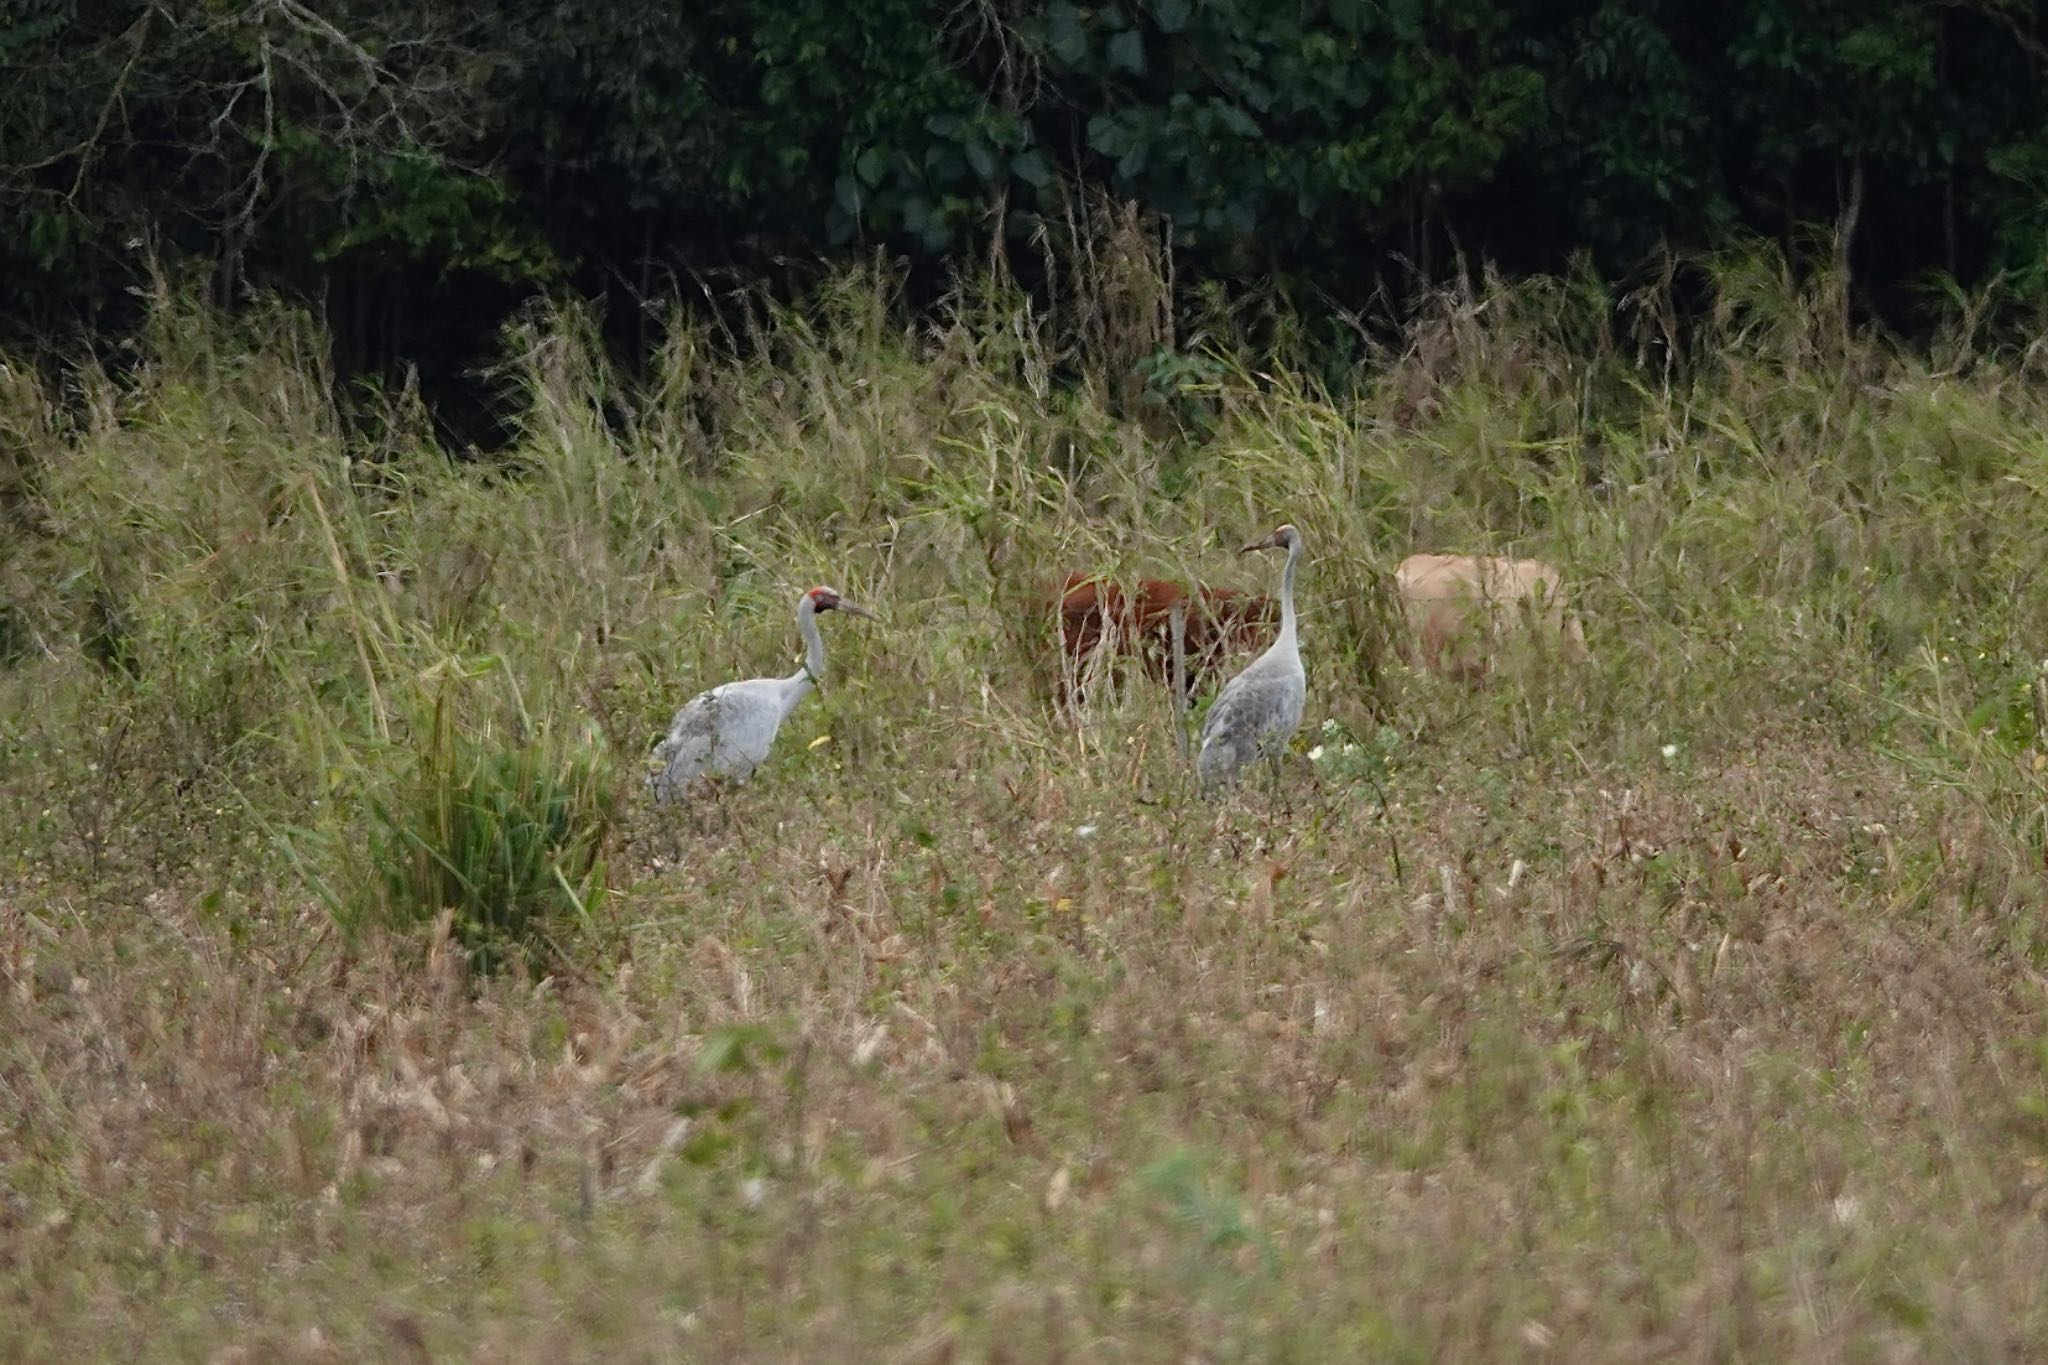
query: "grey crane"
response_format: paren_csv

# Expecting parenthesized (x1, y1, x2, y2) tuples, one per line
(1196, 524, 1306, 791)
(648, 585, 873, 805)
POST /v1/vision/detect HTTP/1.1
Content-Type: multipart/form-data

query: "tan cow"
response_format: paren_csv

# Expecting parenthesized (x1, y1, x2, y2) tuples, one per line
(1394, 553, 1590, 681)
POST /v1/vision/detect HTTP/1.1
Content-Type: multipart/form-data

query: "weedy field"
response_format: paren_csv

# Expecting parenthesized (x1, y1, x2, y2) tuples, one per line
(4, 248, 2048, 1362)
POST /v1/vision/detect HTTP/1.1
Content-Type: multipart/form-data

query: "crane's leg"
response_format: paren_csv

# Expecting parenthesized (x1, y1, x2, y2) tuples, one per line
(1311, 750, 1333, 822)
(1169, 600, 1190, 764)
(684, 787, 713, 841)
(663, 805, 689, 869)
(657, 787, 703, 869)
(1258, 753, 1283, 837)
(680, 778, 724, 838)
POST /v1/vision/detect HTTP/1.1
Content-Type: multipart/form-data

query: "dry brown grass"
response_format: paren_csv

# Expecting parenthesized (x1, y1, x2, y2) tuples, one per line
(5, 251, 2048, 1358)
(6, 726, 2047, 1360)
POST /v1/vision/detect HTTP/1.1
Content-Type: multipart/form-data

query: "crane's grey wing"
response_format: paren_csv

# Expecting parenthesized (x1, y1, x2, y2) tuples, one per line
(1196, 673, 1264, 786)
(648, 687, 724, 805)
(1197, 659, 1305, 787)
(648, 679, 789, 804)
(1196, 671, 1256, 786)
(1198, 660, 1283, 745)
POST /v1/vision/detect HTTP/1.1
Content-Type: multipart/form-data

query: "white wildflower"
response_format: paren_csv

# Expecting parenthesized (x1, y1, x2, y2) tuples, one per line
(1660, 743, 1679, 760)
(1075, 824, 1098, 838)
(1307, 745, 1326, 762)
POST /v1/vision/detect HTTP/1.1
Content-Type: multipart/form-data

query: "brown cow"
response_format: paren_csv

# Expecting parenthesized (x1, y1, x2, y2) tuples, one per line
(1394, 553, 1590, 681)
(1053, 573, 1277, 703)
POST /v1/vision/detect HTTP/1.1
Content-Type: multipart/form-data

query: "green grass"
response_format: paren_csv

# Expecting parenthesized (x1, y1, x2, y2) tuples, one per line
(327, 662, 617, 973)
(3, 245, 2048, 1360)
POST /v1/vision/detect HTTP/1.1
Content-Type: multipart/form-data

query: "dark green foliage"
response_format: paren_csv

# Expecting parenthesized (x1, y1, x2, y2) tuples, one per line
(499, 0, 1000, 251)
(1050, 0, 1546, 253)
(4, 0, 2048, 357)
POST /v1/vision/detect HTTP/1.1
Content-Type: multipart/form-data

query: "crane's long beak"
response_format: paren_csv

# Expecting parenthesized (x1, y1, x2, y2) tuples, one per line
(837, 600, 877, 620)
(1239, 532, 1279, 554)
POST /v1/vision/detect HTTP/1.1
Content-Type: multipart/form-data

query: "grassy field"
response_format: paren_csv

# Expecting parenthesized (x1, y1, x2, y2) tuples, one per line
(4, 250, 2048, 1361)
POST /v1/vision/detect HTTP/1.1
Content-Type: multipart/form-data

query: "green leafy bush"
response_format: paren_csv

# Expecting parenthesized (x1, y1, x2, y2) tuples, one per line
(346, 679, 617, 974)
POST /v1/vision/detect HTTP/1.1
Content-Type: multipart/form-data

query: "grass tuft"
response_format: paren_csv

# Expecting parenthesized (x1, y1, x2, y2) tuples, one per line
(346, 667, 617, 974)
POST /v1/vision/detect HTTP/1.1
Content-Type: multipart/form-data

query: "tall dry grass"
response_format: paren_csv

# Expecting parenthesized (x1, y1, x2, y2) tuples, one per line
(3, 235, 2047, 1359)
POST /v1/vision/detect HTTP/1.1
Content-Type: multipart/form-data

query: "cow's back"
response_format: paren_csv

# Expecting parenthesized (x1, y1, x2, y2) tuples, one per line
(1395, 553, 1586, 678)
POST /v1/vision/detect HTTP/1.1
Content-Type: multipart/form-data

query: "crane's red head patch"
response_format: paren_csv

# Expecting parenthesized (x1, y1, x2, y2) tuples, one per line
(804, 584, 874, 619)
(1241, 523, 1301, 554)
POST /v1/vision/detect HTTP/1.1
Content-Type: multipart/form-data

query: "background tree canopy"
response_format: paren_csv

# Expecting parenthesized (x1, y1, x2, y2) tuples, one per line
(5, 0, 2047, 399)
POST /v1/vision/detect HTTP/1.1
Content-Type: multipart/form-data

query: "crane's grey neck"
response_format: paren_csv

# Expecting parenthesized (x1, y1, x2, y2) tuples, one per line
(796, 597, 828, 685)
(1277, 536, 1301, 647)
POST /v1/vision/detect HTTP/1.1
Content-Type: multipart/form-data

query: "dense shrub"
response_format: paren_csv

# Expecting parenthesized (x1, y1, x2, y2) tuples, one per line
(4, 0, 2045, 369)
(353, 680, 617, 974)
